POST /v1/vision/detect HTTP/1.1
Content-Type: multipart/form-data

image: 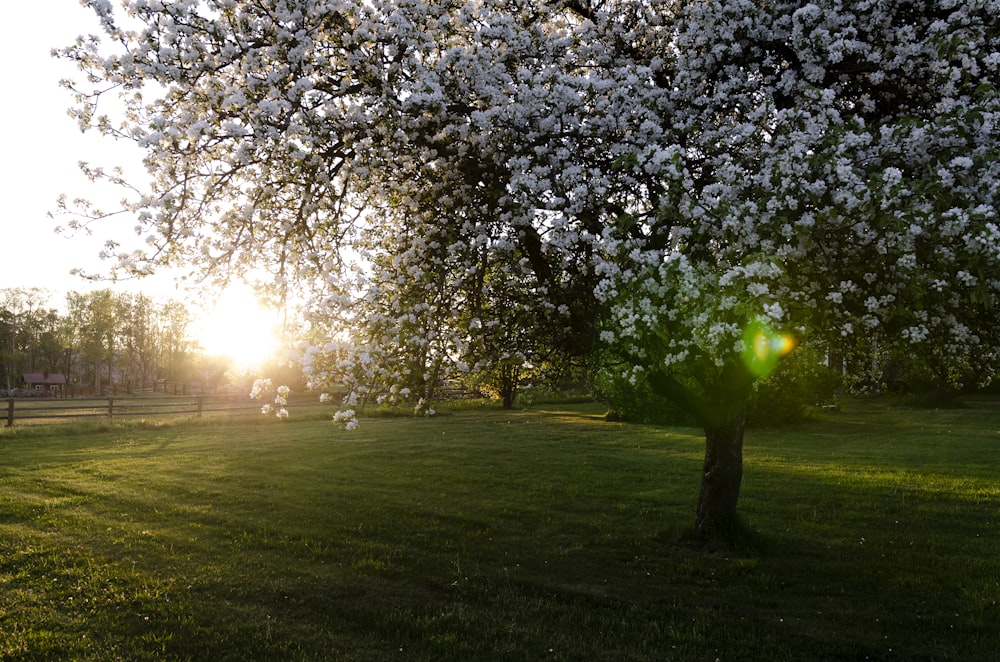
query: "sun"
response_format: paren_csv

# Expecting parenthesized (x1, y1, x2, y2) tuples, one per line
(192, 285, 282, 369)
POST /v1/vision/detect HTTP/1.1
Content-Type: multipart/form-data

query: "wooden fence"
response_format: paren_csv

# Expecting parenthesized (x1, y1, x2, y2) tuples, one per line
(4, 395, 293, 428)
(4, 384, 486, 428)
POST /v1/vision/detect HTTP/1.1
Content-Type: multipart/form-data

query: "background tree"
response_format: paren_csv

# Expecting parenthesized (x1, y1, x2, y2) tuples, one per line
(117, 292, 161, 392)
(30, 307, 68, 377)
(463, 241, 581, 409)
(157, 300, 196, 392)
(61, 0, 1000, 536)
(0, 288, 56, 390)
(66, 290, 120, 394)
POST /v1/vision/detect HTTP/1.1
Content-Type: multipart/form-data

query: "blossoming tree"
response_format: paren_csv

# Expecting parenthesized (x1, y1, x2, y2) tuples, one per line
(62, 0, 999, 534)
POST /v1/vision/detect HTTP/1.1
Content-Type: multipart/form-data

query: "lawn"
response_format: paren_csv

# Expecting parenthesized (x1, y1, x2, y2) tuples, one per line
(0, 396, 997, 660)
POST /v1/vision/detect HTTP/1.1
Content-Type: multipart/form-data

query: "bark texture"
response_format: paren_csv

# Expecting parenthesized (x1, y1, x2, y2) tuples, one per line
(695, 412, 746, 535)
(647, 368, 752, 538)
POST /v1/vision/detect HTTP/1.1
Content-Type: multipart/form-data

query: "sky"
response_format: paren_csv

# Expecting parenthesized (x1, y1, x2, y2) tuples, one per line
(1, 1, 142, 294)
(0, 1, 282, 362)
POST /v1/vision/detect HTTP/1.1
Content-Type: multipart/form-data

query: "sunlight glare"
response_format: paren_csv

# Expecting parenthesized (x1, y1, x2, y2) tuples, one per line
(192, 286, 282, 369)
(742, 321, 796, 378)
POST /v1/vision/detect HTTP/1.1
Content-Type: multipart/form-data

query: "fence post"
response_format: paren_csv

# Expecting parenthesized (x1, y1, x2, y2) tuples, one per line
(197, 395, 204, 417)
(6, 399, 13, 428)
(108, 398, 114, 421)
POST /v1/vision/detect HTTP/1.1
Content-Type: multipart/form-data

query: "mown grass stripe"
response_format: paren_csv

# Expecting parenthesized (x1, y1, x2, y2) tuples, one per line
(1, 398, 998, 660)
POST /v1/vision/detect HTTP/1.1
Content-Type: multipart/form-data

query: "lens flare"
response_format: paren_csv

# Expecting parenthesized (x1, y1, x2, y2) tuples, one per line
(742, 322, 796, 377)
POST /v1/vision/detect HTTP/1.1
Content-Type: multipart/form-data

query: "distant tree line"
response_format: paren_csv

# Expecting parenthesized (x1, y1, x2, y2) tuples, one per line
(0, 287, 226, 396)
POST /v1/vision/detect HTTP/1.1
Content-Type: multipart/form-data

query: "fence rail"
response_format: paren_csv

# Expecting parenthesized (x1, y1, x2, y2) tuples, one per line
(4, 395, 288, 428)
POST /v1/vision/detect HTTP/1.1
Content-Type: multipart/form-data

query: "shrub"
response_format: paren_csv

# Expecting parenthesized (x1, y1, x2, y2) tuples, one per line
(746, 343, 841, 425)
(593, 369, 699, 427)
(596, 344, 840, 428)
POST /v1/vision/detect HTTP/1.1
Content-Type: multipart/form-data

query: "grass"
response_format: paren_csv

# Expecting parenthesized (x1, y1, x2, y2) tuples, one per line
(0, 396, 998, 660)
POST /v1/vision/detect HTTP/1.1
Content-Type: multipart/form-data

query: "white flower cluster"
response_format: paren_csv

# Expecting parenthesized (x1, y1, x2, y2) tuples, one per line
(333, 409, 358, 431)
(62, 0, 1000, 404)
(250, 378, 290, 420)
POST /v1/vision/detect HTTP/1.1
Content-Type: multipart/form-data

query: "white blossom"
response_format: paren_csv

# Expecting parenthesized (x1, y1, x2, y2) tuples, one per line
(59, 0, 1000, 431)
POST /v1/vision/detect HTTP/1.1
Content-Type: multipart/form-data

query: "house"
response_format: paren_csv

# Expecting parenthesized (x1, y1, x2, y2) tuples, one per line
(22, 372, 67, 396)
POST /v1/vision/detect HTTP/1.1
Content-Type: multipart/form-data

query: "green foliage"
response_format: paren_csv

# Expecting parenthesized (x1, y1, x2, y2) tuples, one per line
(747, 343, 841, 426)
(597, 344, 840, 428)
(515, 385, 593, 407)
(465, 358, 523, 408)
(594, 367, 699, 426)
(838, 336, 991, 406)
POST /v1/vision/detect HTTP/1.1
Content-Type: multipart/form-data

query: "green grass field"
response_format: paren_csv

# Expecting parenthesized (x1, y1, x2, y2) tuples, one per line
(1, 396, 997, 660)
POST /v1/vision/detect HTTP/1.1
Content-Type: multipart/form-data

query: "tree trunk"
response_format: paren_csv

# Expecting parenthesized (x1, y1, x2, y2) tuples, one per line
(499, 363, 520, 410)
(695, 411, 746, 536)
(646, 368, 753, 538)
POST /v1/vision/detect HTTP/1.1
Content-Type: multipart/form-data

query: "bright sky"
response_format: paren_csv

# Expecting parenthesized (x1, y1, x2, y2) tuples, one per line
(1, 1, 131, 293)
(0, 2, 282, 366)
